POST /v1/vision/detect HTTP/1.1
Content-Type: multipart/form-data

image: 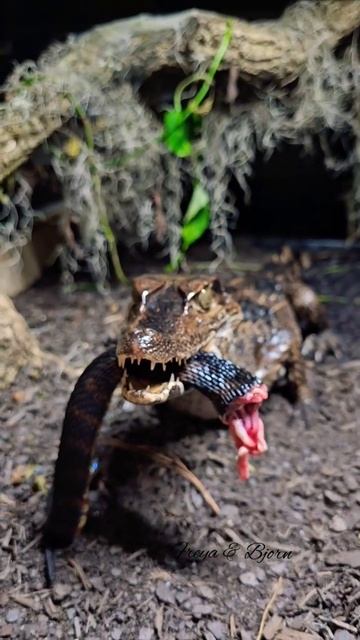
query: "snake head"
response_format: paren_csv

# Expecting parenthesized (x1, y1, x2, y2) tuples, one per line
(221, 383, 268, 480)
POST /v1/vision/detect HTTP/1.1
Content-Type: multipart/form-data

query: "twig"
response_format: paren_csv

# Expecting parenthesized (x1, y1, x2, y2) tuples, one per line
(67, 558, 91, 590)
(100, 438, 220, 515)
(11, 593, 40, 611)
(318, 616, 357, 634)
(41, 351, 83, 379)
(19, 534, 41, 555)
(255, 577, 283, 640)
(229, 613, 237, 639)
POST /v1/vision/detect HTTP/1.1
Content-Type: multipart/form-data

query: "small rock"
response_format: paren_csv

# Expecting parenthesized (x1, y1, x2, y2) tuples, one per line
(138, 628, 153, 640)
(271, 562, 287, 576)
(190, 488, 203, 509)
(111, 567, 122, 578)
(239, 571, 258, 587)
(324, 490, 342, 505)
(255, 567, 266, 581)
(344, 475, 358, 492)
(112, 629, 122, 640)
(221, 504, 239, 520)
(197, 585, 215, 600)
(66, 607, 76, 621)
(329, 515, 347, 532)
(0, 626, 12, 638)
(207, 620, 228, 639)
(333, 632, 355, 640)
(176, 590, 190, 604)
(192, 603, 213, 619)
(90, 576, 105, 591)
(320, 465, 338, 477)
(156, 581, 175, 604)
(5, 609, 19, 624)
(52, 583, 72, 602)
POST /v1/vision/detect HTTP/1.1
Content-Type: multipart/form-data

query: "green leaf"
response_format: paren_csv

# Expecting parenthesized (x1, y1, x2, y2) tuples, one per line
(181, 207, 211, 251)
(162, 109, 192, 157)
(164, 253, 183, 273)
(184, 183, 210, 223)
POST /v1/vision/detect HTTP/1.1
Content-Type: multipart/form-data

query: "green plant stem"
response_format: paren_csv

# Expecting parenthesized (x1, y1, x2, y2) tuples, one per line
(173, 74, 209, 113)
(109, 22, 233, 169)
(187, 19, 233, 115)
(70, 97, 128, 284)
(92, 173, 128, 284)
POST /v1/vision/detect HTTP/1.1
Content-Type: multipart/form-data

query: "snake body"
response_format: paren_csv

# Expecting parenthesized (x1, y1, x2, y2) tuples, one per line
(43, 349, 260, 554)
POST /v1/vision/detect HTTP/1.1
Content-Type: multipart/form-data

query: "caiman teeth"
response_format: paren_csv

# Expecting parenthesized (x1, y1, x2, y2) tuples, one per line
(162, 363, 166, 372)
(150, 361, 156, 371)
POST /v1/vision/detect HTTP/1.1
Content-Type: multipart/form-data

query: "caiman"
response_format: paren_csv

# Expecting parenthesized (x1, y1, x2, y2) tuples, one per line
(43, 265, 326, 578)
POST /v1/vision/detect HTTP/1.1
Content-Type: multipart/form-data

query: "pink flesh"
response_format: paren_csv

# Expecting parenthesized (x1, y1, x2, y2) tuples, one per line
(221, 384, 268, 480)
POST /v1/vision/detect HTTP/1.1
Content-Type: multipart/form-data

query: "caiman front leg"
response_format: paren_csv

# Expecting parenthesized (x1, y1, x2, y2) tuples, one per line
(43, 345, 122, 582)
(285, 342, 314, 428)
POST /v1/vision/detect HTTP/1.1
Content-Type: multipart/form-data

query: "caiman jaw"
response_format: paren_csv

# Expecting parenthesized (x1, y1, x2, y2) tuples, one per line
(118, 355, 186, 404)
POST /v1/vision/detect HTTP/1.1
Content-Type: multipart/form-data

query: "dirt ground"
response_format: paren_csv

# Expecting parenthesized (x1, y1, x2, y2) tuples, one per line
(1, 249, 360, 640)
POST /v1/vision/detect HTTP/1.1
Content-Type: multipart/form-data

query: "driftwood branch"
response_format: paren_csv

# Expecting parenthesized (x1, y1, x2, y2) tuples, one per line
(0, 0, 359, 183)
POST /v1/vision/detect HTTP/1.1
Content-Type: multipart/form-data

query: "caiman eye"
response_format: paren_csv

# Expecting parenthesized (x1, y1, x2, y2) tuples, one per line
(197, 287, 213, 310)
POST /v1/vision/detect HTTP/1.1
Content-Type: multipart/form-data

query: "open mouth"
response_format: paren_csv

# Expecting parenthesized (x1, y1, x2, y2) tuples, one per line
(118, 356, 187, 404)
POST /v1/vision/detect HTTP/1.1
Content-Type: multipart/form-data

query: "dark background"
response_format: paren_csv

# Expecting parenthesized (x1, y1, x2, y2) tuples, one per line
(1, 0, 351, 240)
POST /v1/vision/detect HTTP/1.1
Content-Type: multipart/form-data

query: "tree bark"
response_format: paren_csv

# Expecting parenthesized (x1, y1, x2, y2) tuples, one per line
(1, 0, 360, 183)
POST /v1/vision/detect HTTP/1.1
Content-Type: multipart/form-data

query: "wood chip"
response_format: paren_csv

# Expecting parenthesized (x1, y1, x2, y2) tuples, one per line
(263, 614, 283, 640)
(42, 597, 60, 620)
(276, 630, 320, 640)
(68, 558, 91, 590)
(229, 614, 237, 639)
(297, 588, 318, 608)
(154, 605, 163, 639)
(0, 494, 16, 508)
(325, 550, 360, 568)
(319, 617, 357, 634)
(11, 593, 40, 611)
(256, 578, 283, 640)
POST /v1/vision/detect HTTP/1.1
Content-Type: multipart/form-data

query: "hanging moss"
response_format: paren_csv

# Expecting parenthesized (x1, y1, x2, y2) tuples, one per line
(0, 2, 359, 284)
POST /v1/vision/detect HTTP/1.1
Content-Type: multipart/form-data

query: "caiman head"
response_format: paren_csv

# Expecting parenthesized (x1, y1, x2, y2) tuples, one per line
(117, 274, 234, 404)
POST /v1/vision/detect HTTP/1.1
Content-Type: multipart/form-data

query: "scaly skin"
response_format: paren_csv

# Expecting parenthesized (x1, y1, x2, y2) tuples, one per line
(44, 347, 122, 550)
(44, 268, 325, 576)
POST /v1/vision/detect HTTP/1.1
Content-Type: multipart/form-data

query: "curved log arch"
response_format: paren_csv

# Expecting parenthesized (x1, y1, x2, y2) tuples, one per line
(1, 0, 360, 183)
